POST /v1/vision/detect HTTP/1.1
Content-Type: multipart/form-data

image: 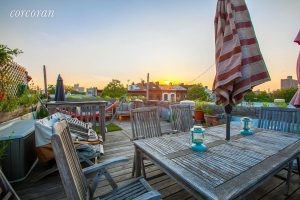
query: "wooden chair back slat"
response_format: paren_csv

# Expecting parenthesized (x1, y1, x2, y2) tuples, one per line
(47, 101, 107, 140)
(130, 107, 162, 140)
(52, 120, 89, 200)
(170, 104, 193, 132)
(258, 107, 300, 133)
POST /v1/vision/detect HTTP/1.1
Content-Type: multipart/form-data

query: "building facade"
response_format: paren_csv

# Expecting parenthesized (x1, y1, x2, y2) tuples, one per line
(86, 87, 97, 96)
(128, 82, 187, 102)
(73, 83, 85, 93)
(281, 76, 298, 89)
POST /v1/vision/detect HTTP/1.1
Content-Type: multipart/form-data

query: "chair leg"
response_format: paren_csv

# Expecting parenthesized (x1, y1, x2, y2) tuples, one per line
(141, 157, 146, 179)
(285, 161, 293, 195)
(132, 155, 136, 178)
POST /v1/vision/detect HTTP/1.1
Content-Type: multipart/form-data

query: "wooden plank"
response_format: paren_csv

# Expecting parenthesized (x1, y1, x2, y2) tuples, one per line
(13, 122, 300, 200)
(134, 124, 300, 200)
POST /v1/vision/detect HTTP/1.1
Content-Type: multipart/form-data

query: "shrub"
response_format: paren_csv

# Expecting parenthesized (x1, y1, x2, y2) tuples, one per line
(36, 106, 49, 119)
(203, 106, 213, 115)
(0, 90, 38, 112)
(262, 102, 270, 107)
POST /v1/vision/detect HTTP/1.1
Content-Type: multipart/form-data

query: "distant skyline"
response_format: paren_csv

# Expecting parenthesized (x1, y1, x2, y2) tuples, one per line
(0, 0, 299, 90)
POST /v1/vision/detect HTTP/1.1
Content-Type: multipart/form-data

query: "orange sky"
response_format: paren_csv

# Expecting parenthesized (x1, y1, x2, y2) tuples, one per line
(1, 0, 300, 91)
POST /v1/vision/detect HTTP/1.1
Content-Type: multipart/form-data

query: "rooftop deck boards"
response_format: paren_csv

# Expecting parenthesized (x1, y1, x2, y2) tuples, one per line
(13, 120, 300, 200)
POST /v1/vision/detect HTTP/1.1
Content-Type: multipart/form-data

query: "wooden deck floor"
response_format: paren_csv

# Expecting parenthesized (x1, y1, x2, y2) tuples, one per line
(13, 120, 300, 200)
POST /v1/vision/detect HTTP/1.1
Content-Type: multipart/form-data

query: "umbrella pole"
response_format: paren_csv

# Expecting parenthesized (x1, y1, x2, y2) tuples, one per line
(225, 104, 233, 140)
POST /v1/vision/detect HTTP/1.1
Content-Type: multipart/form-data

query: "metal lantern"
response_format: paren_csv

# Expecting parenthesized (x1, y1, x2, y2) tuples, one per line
(191, 125, 207, 152)
(240, 117, 253, 135)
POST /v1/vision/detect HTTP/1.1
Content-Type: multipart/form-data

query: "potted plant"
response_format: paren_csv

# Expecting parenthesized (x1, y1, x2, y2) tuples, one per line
(203, 105, 218, 126)
(194, 101, 205, 122)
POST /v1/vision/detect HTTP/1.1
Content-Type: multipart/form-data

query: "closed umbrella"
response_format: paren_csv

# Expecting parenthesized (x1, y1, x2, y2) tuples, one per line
(290, 30, 300, 107)
(54, 74, 65, 101)
(213, 0, 270, 140)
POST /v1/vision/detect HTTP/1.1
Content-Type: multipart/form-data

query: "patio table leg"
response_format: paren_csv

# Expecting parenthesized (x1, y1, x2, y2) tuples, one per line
(297, 157, 300, 183)
(285, 161, 293, 195)
(135, 146, 142, 177)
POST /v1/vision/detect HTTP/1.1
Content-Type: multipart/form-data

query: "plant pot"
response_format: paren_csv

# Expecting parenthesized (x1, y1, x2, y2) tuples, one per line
(194, 110, 204, 122)
(204, 114, 218, 126)
(0, 107, 32, 123)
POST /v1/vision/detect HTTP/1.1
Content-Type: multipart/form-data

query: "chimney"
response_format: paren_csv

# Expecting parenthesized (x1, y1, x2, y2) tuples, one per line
(155, 81, 159, 86)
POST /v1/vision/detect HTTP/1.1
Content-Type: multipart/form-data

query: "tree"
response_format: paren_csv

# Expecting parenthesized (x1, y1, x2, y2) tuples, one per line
(244, 91, 273, 102)
(47, 84, 55, 94)
(101, 79, 127, 98)
(270, 88, 298, 103)
(186, 84, 210, 101)
(0, 44, 23, 99)
(244, 91, 256, 102)
(0, 44, 23, 66)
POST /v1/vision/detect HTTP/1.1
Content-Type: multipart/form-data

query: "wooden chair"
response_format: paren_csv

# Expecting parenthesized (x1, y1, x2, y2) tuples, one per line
(52, 120, 161, 200)
(258, 107, 300, 194)
(130, 107, 177, 178)
(131, 107, 163, 140)
(258, 107, 300, 133)
(0, 169, 20, 200)
(170, 104, 194, 132)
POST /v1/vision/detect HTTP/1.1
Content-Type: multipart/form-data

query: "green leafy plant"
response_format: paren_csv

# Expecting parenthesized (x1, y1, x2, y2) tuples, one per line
(0, 98, 19, 112)
(16, 83, 27, 97)
(0, 90, 38, 112)
(195, 101, 205, 110)
(262, 102, 269, 107)
(36, 106, 49, 119)
(275, 102, 288, 108)
(203, 106, 213, 115)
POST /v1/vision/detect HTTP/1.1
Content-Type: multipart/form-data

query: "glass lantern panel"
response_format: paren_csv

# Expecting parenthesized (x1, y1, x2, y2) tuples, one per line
(193, 133, 204, 143)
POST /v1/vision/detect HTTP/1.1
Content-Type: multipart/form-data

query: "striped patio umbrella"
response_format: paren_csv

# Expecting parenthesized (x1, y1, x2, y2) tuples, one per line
(290, 30, 300, 107)
(213, 0, 270, 140)
(54, 74, 66, 101)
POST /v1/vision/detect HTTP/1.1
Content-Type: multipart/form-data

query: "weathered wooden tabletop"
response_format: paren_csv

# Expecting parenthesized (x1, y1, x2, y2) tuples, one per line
(133, 124, 300, 200)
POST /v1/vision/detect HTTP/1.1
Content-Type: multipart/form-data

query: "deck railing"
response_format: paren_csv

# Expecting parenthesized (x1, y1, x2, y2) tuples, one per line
(46, 101, 107, 140)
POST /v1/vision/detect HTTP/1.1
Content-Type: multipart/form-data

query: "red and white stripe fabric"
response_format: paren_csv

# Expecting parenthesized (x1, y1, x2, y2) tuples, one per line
(290, 30, 300, 107)
(213, 0, 270, 106)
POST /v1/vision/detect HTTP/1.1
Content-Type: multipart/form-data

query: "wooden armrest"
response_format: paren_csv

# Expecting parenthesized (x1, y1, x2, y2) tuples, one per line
(162, 130, 179, 135)
(132, 191, 161, 200)
(83, 156, 128, 175)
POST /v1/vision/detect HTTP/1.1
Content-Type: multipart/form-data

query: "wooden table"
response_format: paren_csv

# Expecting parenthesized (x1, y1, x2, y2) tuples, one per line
(133, 125, 300, 200)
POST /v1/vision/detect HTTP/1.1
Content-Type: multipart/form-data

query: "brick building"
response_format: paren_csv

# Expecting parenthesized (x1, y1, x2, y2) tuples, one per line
(128, 81, 187, 102)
